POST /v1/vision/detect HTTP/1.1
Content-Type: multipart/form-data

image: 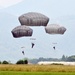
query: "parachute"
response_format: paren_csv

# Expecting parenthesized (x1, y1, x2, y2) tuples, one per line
(11, 25, 33, 38)
(45, 24, 66, 34)
(18, 12, 49, 26)
(11, 12, 49, 38)
(11, 12, 67, 54)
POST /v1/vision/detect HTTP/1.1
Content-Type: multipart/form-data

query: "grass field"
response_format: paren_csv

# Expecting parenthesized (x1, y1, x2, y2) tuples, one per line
(0, 64, 75, 75)
(0, 71, 75, 75)
(0, 64, 75, 72)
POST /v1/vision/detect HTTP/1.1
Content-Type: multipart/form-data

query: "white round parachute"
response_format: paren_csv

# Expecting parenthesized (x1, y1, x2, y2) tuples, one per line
(18, 12, 49, 26)
(45, 24, 66, 34)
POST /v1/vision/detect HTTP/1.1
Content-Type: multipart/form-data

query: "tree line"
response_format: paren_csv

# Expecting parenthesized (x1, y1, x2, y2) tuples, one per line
(0, 55, 75, 64)
(0, 59, 28, 64)
(29, 55, 75, 64)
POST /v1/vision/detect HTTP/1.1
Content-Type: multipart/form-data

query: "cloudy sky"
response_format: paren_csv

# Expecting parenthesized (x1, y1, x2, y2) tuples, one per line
(0, 0, 75, 63)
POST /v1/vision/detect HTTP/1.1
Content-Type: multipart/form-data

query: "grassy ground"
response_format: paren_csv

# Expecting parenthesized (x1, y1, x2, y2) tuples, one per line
(0, 64, 75, 75)
(0, 71, 75, 75)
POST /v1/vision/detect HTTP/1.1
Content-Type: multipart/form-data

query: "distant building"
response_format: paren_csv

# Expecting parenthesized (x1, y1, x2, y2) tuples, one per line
(38, 61, 75, 65)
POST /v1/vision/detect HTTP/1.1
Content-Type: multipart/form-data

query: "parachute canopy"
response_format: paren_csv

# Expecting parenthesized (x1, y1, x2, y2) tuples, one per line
(18, 12, 49, 26)
(11, 25, 33, 38)
(45, 24, 66, 34)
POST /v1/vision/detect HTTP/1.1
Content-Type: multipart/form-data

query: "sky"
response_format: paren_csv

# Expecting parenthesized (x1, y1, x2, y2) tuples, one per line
(0, 0, 75, 63)
(0, 0, 23, 7)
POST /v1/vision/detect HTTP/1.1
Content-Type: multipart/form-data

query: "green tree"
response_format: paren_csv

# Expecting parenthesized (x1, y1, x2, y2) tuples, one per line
(2, 60, 9, 64)
(16, 60, 24, 64)
(67, 55, 75, 61)
(61, 55, 66, 61)
(24, 60, 28, 64)
(16, 59, 28, 64)
(0, 61, 1, 64)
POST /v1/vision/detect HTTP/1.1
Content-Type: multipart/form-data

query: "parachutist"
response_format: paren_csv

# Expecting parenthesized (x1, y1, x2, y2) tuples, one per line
(31, 43, 35, 48)
(53, 46, 55, 50)
(22, 51, 25, 55)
